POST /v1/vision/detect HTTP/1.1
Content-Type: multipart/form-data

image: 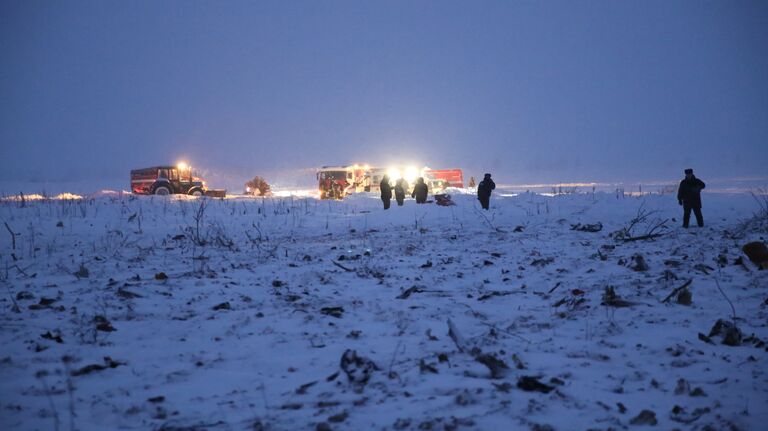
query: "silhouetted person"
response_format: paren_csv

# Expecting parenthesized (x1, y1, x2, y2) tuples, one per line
(412, 177, 428, 203)
(394, 178, 407, 206)
(677, 168, 705, 228)
(380, 175, 393, 209)
(477, 173, 495, 210)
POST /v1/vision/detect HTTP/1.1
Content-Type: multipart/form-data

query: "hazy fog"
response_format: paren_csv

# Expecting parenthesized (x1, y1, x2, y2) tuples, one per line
(1, 1, 766, 190)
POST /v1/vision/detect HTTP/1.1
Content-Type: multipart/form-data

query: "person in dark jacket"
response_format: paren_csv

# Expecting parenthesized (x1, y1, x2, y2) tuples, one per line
(332, 181, 342, 200)
(380, 175, 393, 209)
(477, 173, 496, 210)
(677, 168, 705, 228)
(394, 178, 408, 206)
(411, 177, 428, 203)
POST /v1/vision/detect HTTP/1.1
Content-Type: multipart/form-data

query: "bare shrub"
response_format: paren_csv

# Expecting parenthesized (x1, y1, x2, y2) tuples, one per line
(612, 203, 668, 241)
(245, 176, 272, 196)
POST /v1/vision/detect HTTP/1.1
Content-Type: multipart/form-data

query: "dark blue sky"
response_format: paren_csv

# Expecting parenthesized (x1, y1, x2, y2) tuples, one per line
(1, 0, 766, 187)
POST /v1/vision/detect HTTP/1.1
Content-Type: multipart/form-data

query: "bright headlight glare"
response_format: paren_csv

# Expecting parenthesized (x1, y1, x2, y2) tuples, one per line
(387, 168, 402, 180)
(404, 166, 419, 183)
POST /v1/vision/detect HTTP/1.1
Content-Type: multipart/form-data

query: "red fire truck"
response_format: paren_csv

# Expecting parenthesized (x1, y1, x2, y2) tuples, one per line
(424, 169, 464, 188)
(316, 165, 370, 199)
(317, 164, 464, 199)
(130, 163, 224, 196)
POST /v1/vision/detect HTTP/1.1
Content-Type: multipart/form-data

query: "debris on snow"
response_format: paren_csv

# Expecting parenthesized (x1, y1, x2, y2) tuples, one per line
(70, 356, 126, 377)
(662, 279, 693, 304)
(339, 349, 378, 387)
(531, 257, 555, 267)
(516, 376, 554, 393)
(629, 409, 658, 426)
(74, 264, 89, 279)
(212, 302, 231, 311)
(708, 319, 742, 346)
(601, 286, 637, 308)
(570, 222, 603, 232)
(628, 253, 649, 271)
(1, 191, 765, 430)
(320, 306, 344, 318)
(742, 241, 768, 269)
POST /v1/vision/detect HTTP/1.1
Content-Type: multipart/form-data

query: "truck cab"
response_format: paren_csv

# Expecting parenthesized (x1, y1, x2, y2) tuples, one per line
(130, 164, 207, 196)
(317, 167, 349, 200)
(316, 165, 370, 199)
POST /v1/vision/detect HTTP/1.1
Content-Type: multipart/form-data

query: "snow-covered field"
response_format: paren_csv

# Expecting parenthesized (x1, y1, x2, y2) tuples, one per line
(0, 191, 766, 430)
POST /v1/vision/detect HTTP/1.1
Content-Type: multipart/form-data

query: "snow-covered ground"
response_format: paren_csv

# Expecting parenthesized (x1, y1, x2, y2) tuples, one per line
(0, 191, 766, 430)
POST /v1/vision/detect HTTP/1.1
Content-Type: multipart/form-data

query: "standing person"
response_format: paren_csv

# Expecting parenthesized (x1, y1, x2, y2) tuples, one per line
(477, 173, 496, 210)
(677, 168, 705, 228)
(411, 177, 428, 204)
(380, 175, 393, 209)
(394, 178, 407, 206)
(468, 176, 476, 189)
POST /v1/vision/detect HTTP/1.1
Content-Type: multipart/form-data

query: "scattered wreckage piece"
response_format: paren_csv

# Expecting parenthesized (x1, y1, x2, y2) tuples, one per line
(447, 319, 510, 379)
(662, 279, 694, 304)
(708, 319, 742, 346)
(742, 241, 768, 270)
(570, 222, 603, 233)
(339, 349, 378, 387)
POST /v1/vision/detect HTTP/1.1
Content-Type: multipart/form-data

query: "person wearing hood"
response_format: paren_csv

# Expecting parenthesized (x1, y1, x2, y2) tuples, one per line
(380, 175, 393, 209)
(677, 168, 706, 228)
(477, 173, 496, 210)
(394, 178, 408, 206)
(411, 177, 428, 204)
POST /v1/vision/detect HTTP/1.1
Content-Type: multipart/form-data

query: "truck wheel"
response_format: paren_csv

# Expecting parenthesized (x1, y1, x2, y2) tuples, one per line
(154, 186, 171, 196)
(190, 189, 203, 197)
